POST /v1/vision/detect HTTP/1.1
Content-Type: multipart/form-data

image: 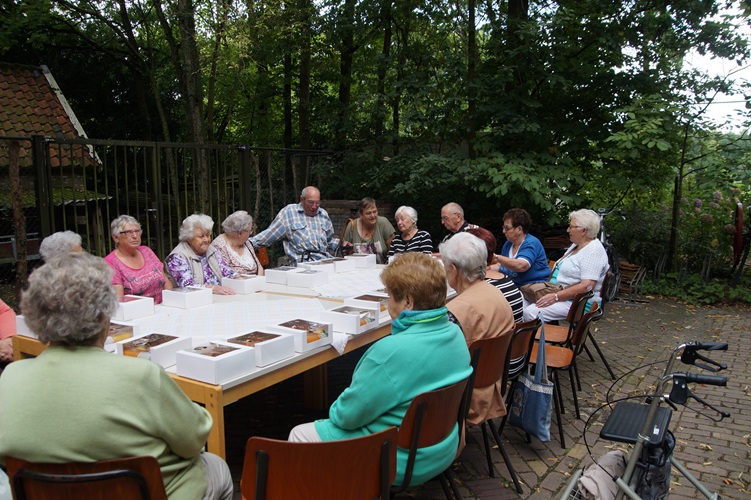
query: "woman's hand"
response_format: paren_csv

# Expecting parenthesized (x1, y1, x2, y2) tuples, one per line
(536, 293, 557, 309)
(211, 285, 236, 296)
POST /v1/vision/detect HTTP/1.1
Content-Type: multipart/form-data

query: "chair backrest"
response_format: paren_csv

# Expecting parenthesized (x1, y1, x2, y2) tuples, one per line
(396, 376, 470, 491)
(5, 455, 167, 500)
(502, 317, 542, 396)
(570, 302, 602, 353)
(241, 426, 398, 500)
(468, 334, 513, 391)
(565, 290, 594, 324)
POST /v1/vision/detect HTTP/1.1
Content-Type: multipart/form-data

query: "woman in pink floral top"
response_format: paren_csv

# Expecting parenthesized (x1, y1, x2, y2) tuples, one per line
(105, 215, 172, 304)
(210, 211, 265, 276)
(165, 214, 237, 295)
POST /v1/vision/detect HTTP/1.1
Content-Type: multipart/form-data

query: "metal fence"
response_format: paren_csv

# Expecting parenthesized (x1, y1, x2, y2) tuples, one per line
(0, 135, 335, 304)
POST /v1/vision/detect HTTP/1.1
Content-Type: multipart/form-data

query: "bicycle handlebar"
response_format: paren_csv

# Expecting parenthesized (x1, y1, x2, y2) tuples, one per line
(682, 372, 727, 386)
(680, 342, 728, 372)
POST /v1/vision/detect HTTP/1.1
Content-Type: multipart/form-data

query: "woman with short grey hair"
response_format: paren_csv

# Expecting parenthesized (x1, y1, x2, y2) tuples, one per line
(387, 206, 433, 258)
(0, 252, 235, 500)
(38, 231, 82, 261)
(210, 210, 264, 276)
(523, 208, 608, 322)
(105, 214, 172, 303)
(166, 214, 237, 295)
(440, 231, 515, 426)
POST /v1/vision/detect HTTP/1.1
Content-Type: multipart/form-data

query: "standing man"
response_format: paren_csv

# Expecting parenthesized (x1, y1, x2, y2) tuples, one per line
(440, 202, 478, 243)
(251, 186, 339, 263)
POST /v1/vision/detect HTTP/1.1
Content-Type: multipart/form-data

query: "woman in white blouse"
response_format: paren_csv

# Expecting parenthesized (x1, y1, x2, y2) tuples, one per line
(210, 211, 265, 276)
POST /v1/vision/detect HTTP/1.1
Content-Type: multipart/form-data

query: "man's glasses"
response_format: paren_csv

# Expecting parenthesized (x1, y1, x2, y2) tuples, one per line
(120, 229, 142, 237)
(568, 225, 584, 230)
(304, 199, 321, 206)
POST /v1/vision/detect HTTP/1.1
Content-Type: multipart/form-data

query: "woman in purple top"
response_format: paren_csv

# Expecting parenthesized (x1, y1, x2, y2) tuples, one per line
(165, 214, 237, 295)
(105, 215, 172, 304)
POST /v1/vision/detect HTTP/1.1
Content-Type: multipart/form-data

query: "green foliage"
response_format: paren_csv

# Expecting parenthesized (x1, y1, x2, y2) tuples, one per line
(640, 274, 751, 306)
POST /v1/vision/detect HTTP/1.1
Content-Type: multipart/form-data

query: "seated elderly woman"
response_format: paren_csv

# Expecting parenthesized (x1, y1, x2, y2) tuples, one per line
(288, 252, 472, 487)
(166, 214, 237, 295)
(386, 205, 433, 258)
(523, 208, 608, 322)
(0, 253, 234, 499)
(440, 232, 515, 426)
(343, 197, 395, 264)
(39, 230, 82, 261)
(467, 227, 524, 322)
(105, 215, 172, 303)
(495, 208, 551, 288)
(210, 211, 265, 276)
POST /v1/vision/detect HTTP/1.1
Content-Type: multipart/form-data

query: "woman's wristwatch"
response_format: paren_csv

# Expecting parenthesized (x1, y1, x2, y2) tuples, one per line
(554, 293, 559, 302)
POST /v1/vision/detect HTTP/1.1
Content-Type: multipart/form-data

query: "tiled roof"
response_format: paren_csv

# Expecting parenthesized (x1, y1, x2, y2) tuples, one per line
(0, 63, 92, 168)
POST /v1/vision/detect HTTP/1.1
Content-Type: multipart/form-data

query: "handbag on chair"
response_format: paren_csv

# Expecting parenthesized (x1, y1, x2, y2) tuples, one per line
(507, 315, 553, 442)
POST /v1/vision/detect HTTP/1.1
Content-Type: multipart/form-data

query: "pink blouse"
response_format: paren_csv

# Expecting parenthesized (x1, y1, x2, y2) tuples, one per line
(105, 246, 167, 304)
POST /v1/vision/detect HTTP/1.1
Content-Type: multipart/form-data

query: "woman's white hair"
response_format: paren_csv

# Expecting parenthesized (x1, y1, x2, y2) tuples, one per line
(21, 253, 117, 345)
(222, 211, 253, 234)
(569, 209, 600, 238)
(179, 213, 214, 242)
(39, 231, 82, 261)
(439, 232, 487, 282)
(110, 215, 141, 238)
(395, 206, 418, 225)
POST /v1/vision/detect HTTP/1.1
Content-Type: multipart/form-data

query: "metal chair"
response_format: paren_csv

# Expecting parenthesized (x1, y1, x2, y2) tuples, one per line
(529, 303, 602, 448)
(5, 455, 167, 500)
(467, 334, 524, 493)
(392, 376, 471, 499)
(498, 317, 542, 436)
(241, 426, 398, 500)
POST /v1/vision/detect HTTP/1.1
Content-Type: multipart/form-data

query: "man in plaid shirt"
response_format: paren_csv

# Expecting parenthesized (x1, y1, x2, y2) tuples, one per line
(251, 186, 339, 263)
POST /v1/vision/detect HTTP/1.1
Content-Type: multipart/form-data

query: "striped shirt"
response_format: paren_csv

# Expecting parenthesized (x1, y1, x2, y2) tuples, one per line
(485, 276, 524, 322)
(387, 230, 434, 257)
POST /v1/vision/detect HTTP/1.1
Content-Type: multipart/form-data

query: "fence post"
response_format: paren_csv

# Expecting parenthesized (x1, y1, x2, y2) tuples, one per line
(238, 146, 253, 213)
(32, 135, 54, 237)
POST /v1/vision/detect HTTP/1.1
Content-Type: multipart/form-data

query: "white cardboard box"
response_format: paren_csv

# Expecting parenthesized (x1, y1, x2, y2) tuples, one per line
(298, 261, 335, 277)
(344, 254, 377, 267)
(15, 315, 36, 339)
(225, 330, 296, 367)
(113, 295, 155, 321)
(345, 292, 389, 314)
(222, 275, 267, 294)
(320, 304, 380, 334)
(264, 266, 303, 285)
(175, 341, 257, 385)
(286, 269, 329, 288)
(162, 287, 213, 309)
(329, 257, 356, 273)
(269, 318, 333, 352)
(115, 333, 192, 368)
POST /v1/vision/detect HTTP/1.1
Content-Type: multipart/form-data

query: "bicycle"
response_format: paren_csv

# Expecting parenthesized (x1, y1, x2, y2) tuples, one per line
(596, 208, 625, 303)
(559, 341, 729, 499)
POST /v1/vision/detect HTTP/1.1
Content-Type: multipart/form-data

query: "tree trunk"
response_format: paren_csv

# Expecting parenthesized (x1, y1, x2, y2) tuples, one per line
(283, 51, 294, 196)
(336, 0, 356, 150)
(467, 0, 477, 159)
(9, 141, 28, 297)
(374, 0, 391, 160)
(297, 0, 312, 191)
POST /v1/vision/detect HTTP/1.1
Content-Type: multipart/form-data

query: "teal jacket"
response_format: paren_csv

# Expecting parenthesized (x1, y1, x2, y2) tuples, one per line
(315, 306, 472, 486)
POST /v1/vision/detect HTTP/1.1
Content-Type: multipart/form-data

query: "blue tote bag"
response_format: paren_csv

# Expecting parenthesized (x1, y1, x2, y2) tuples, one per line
(508, 315, 553, 442)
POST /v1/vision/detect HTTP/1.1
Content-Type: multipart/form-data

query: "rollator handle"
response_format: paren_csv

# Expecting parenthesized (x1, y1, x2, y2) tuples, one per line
(683, 373, 727, 386)
(680, 343, 728, 372)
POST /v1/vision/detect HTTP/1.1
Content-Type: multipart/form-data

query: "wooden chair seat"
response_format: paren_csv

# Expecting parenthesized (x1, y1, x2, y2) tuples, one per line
(536, 323, 569, 343)
(5, 455, 167, 500)
(241, 427, 398, 500)
(535, 290, 593, 346)
(530, 342, 574, 370)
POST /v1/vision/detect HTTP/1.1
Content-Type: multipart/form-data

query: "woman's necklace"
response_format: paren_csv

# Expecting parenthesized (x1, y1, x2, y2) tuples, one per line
(359, 220, 375, 240)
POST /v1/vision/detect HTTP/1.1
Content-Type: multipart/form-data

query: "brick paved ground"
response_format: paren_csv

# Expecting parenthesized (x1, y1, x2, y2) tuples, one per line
(226, 297, 751, 499)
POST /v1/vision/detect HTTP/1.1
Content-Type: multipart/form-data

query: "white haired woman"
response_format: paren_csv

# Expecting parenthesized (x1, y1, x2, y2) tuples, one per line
(386, 205, 433, 258)
(38, 231, 82, 261)
(210, 211, 264, 276)
(440, 232, 515, 425)
(0, 253, 234, 499)
(105, 215, 172, 303)
(165, 214, 237, 295)
(523, 208, 608, 322)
